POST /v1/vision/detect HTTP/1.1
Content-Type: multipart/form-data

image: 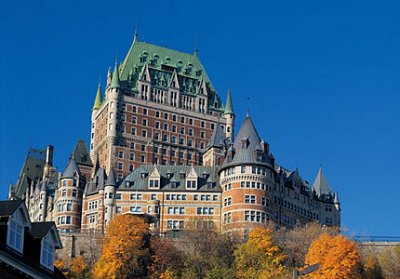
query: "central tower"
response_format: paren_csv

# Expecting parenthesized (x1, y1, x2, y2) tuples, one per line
(90, 33, 229, 182)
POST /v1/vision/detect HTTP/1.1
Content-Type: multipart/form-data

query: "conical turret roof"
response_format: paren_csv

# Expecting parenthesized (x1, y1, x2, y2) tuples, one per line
(105, 168, 117, 187)
(222, 115, 273, 168)
(62, 157, 81, 178)
(110, 61, 121, 89)
(224, 87, 234, 115)
(207, 121, 226, 149)
(312, 167, 332, 197)
(93, 84, 102, 110)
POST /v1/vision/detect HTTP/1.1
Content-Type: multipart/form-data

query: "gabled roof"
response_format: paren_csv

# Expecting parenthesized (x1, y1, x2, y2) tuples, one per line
(30, 222, 63, 249)
(72, 140, 93, 166)
(13, 148, 47, 198)
(62, 157, 81, 178)
(222, 115, 273, 168)
(312, 167, 332, 197)
(0, 200, 24, 217)
(207, 121, 227, 149)
(84, 167, 107, 195)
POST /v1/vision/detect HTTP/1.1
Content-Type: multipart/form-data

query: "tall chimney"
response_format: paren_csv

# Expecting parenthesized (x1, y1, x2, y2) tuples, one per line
(46, 145, 54, 166)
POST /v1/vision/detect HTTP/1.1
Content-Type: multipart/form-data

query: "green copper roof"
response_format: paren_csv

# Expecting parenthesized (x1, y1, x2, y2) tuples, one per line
(118, 36, 223, 112)
(93, 84, 102, 110)
(224, 87, 234, 115)
(110, 62, 121, 89)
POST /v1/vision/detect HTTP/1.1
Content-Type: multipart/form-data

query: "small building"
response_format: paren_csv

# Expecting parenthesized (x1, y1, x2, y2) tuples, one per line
(0, 200, 64, 279)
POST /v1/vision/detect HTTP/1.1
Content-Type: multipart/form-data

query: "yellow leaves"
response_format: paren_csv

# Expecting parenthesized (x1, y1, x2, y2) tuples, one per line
(92, 214, 150, 279)
(304, 233, 361, 279)
(234, 228, 288, 279)
(70, 256, 88, 278)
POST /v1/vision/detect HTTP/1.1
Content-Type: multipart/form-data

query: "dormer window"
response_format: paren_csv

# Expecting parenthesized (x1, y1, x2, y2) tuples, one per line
(40, 235, 54, 271)
(179, 172, 186, 179)
(7, 219, 24, 253)
(149, 179, 159, 189)
(186, 180, 197, 189)
(241, 138, 249, 149)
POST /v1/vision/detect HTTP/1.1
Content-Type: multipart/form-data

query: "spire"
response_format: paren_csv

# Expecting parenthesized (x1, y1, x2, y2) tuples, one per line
(312, 167, 332, 197)
(110, 60, 121, 89)
(105, 168, 117, 187)
(93, 83, 102, 110)
(334, 192, 340, 204)
(207, 120, 226, 149)
(224, 87, 234, 115)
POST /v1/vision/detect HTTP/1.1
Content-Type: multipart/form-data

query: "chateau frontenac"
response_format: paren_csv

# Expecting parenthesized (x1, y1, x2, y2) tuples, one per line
(9, 33, 340, 238)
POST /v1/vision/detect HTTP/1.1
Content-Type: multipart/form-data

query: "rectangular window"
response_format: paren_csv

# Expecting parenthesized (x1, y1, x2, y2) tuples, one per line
(40, 237, 54, 270)
(7, 219, 24, 253)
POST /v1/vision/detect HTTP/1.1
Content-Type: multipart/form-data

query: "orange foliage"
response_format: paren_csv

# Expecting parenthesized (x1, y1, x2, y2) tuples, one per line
(70, 256, 88, 278)
(304, 233, 361, 279)
(234, 227, 287, 279)
(92, 214, 150, 279)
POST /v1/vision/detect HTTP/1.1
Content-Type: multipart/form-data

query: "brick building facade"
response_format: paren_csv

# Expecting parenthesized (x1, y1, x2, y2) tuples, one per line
(9, 34, 340, 239)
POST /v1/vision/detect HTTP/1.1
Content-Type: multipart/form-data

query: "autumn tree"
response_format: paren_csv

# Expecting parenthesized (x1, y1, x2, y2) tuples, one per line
(92, 214, 151, 279)
(376, 245, 400, 278)
(174, 220, 236, 279)
(304, 233, 361, 278)
(271, 221, 339, 268)
(70, 256, 89, 278)
(148, 238, 184, 279)
(234, 227, 288, 279)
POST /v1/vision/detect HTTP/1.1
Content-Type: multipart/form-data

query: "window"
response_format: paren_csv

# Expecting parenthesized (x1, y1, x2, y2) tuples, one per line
(66, 216, 71, 224)
(224, 197, 232, 206)
(7, 219, 24, 253)
(142, 130, 147, 137)
(118, 162, 123, 170)
(66, 203, 72, 211)
(224, 212, 232, 224)
(130, 206, 142, 212)
(262, 197, 270, 207)
(151, 194, 157, 200)
(72, 189, 77, 197)
(186, 180, 197, 189)
(130, 193, 142, 200)
(143, 108, 147, 115)
(245, 195, 256, 204)
(115, 193, 122, 200)
(115, 206, 121, 213)
(41, 236, 54, 270)
(149, 179, 159, 188)
(89, 214, 96, 223)
(131, 116, 137, 124)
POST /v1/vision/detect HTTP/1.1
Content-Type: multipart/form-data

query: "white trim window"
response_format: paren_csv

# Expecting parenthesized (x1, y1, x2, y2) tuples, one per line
(7, 219, 24, 253)
(40, 236, 54, 270)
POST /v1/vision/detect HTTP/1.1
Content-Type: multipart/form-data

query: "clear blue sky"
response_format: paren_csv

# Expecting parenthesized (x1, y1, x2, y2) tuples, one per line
(1, 0, 399, 236)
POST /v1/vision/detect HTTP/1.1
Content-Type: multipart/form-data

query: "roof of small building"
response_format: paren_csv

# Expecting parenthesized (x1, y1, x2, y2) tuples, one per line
(0, 200, 24, 217)
(29, 222, 55, 238)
